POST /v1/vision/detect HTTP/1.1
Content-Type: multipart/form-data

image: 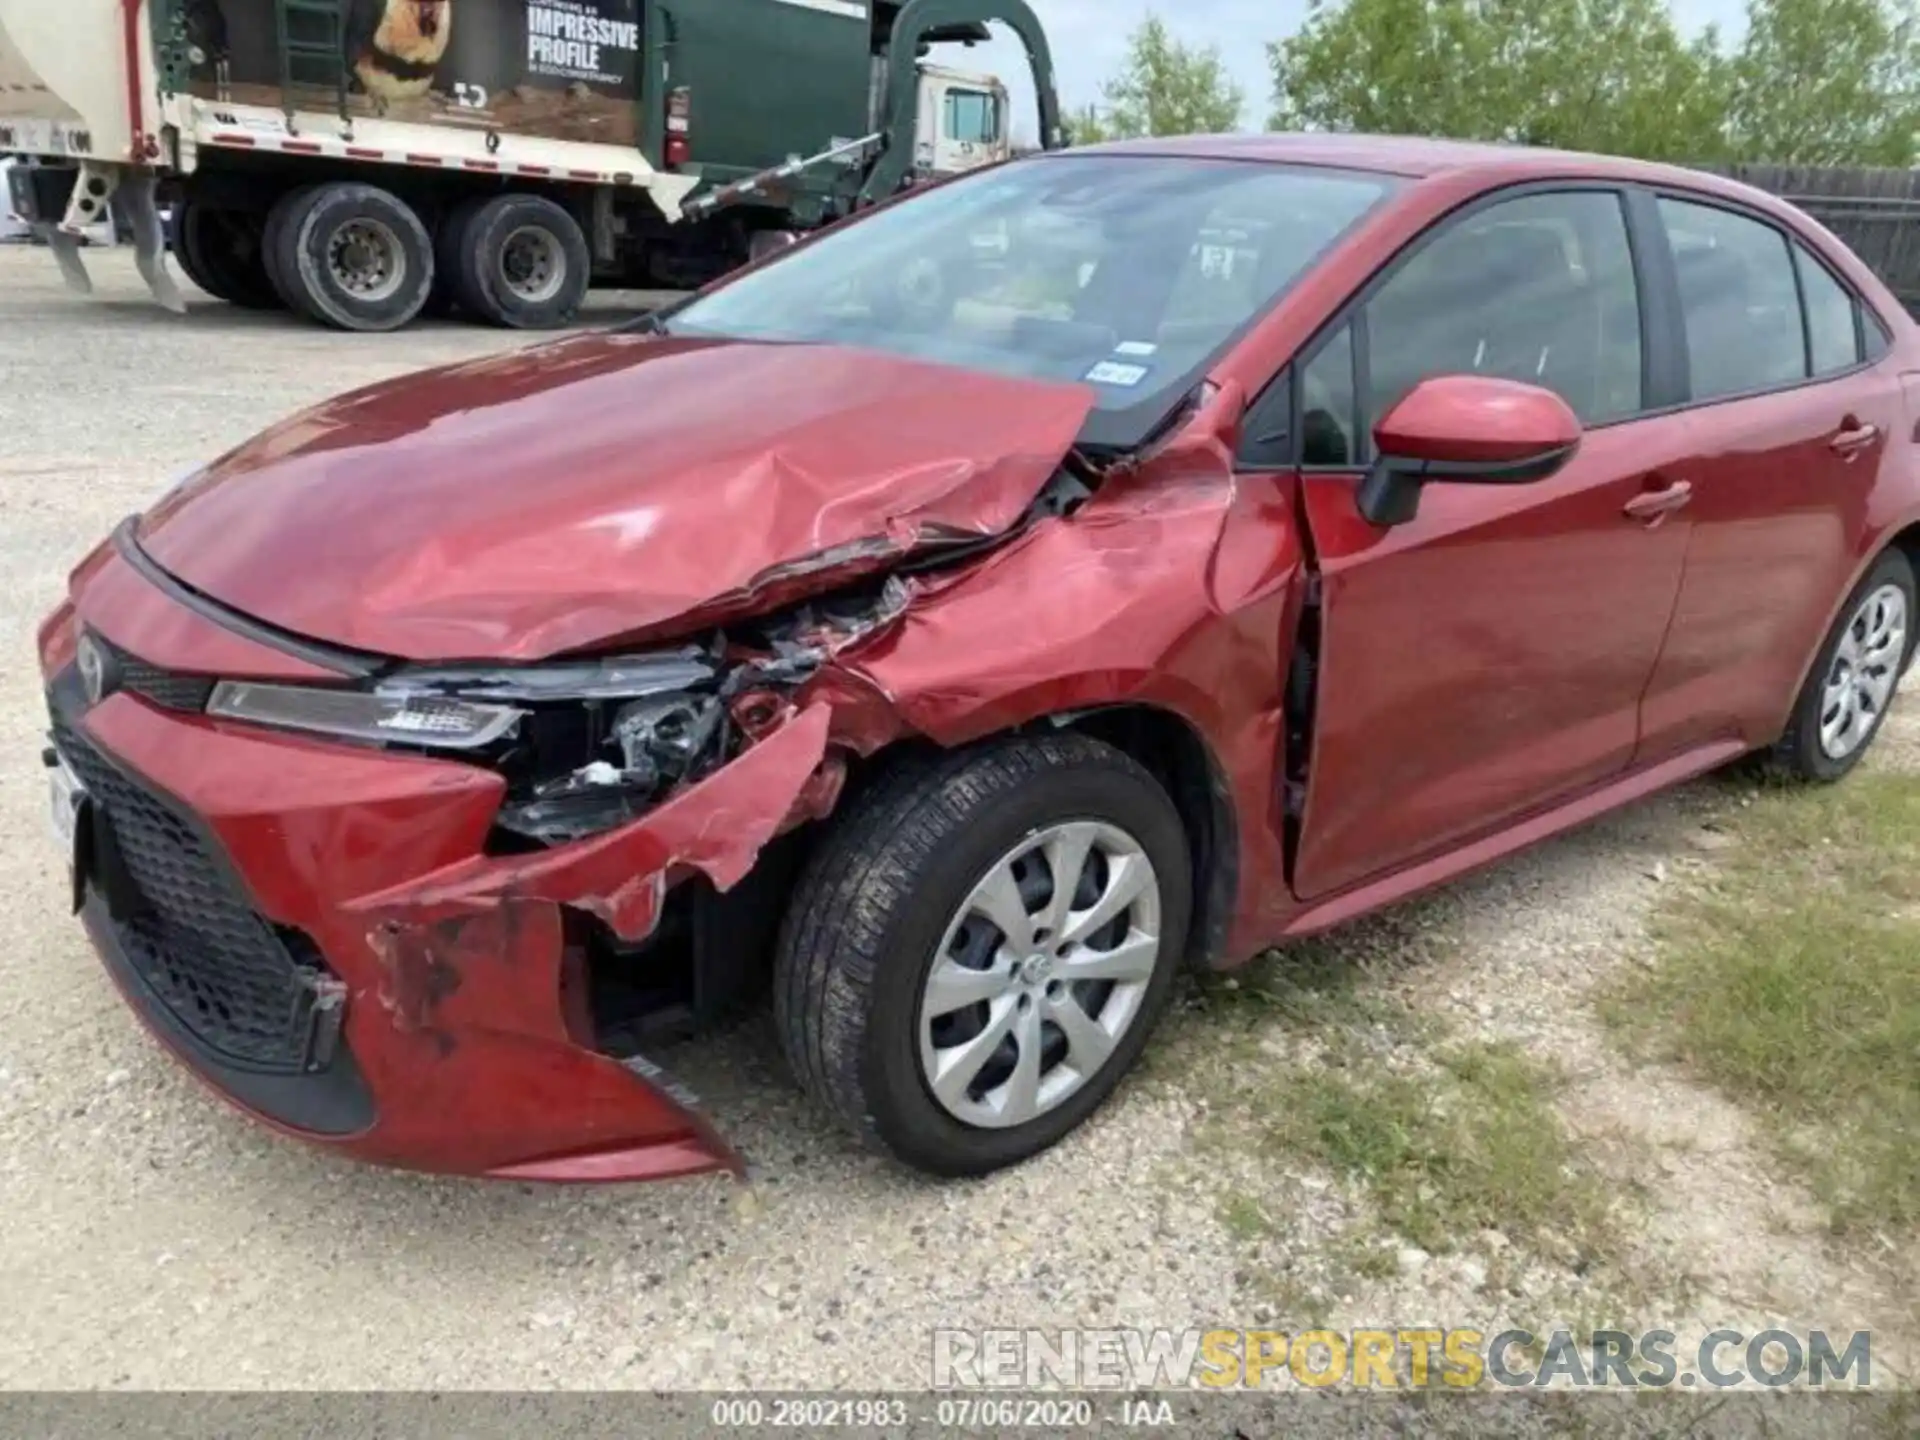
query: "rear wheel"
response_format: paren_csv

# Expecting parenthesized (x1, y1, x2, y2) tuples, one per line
(272, 182, 434, 332)
(262, 185, 321, 313)
(444, 193, 591, 329)
(747, 229, 800, 265)
(166, 204, 219, 298)
(1772, 549, 1915, 781)
(171, 201, 277, 309)
(426, 196, 483, 318)
(775, 735, 1191, 1177)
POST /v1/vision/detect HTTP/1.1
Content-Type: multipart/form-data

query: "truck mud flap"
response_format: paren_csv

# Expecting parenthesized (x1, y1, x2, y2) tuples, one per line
(37, 223, 94, 296)
(33, 163, 185, 314)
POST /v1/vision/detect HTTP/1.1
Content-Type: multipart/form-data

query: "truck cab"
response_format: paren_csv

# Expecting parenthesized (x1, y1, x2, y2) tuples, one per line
(914, 62, 1012, 178)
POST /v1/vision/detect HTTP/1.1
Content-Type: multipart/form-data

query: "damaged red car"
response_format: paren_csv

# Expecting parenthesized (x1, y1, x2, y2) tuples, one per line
(40, 135, 1920, 1183)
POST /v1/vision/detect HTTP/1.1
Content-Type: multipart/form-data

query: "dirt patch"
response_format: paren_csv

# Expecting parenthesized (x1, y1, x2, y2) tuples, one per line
(1164, 701, 1920, 1386)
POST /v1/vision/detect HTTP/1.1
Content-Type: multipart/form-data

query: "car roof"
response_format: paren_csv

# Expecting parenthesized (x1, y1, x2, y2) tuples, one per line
(1061, 132, 1783, 209)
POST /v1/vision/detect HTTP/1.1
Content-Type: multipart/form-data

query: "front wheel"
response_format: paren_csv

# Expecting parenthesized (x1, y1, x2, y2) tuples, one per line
(1772, 548, 1915, 781)
(775, 735, 1192, 1177)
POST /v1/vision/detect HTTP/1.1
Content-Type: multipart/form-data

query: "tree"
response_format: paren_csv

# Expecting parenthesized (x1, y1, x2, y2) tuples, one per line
(1267, 0, 1731, 162)
(1083, 15, 1246, 140)
(1726, 0, 1920, 166)
(1265, 0, 1920, 167)
(1066, 102, 1117, 146)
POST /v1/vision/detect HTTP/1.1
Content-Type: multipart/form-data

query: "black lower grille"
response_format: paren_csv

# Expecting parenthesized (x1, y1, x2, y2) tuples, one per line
(93, 635, 214, 713)
(121, 658, 215, 713)
(52, 711, 342, 1074)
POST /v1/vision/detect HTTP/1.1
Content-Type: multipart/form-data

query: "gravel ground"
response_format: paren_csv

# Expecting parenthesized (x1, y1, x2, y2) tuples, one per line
(0, 246, 1911, 1393)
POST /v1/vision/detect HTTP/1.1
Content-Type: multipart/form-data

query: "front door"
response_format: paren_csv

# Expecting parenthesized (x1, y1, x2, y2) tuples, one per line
(1280, 187, 1698, 900)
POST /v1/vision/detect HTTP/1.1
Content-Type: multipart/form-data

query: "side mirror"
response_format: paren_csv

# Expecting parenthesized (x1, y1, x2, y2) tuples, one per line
(1356, 376, 1582, 528)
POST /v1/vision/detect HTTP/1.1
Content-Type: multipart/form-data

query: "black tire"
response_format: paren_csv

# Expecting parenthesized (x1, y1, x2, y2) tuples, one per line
(273, 182, 434, 332)
(427, 194, 486, 319)
(775, 734, 1192, 1177)
(1772, 548, 1916, 782)
(172, 201, 278, 309)
(165, 203, 219, 298)
(443, 192, 591, 329)
(262, 185, 322, 314)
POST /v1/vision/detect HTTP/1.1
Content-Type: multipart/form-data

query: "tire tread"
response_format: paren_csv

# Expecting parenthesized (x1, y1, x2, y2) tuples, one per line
(774, 734, 1176, 1162)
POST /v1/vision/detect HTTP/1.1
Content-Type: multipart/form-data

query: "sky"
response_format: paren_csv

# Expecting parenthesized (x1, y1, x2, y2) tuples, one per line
(940, 0, 1756, 141)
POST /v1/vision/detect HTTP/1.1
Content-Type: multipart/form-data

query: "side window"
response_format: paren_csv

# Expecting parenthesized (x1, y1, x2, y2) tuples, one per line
(1795, 242, 1861, 375)
(1658, 198, 1804, 399)
(1865, 313, 1893, 362)
(943, 90, 998, 145)
(1364, 190, 1643, 428)
(1235, 325, 1357, 470)
(1301, 324, 1358, 466)
(1238, 367, 1293, 469)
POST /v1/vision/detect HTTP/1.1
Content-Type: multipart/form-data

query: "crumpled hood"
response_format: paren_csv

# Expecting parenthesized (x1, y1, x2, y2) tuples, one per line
(138, 333, 1096, 661)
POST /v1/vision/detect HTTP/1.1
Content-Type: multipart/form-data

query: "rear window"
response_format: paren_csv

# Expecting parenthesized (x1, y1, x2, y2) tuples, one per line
(1795, 242, 1865, 375)
(666, 156, 1397, 450)
(1659, 198, 1807, 400)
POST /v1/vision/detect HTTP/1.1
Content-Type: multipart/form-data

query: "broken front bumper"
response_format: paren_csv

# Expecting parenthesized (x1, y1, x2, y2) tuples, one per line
(38, 557, 832, 1183)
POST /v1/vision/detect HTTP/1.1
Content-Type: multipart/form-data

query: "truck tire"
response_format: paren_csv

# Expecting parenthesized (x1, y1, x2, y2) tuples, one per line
(166, 205, 219, 298)
(428, 195, 486, 318)
(274, 182, 434, 332)
(774, 735, 1192, 1177)
(261, 185, 323, 314)
(747, 229, 801, 265)
(171, 201, 277, 309)
(444, 193, 590, 329)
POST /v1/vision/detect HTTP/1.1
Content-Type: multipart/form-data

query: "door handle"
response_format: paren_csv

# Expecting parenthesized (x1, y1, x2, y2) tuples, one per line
(1830, 421, 1880, 458)
(1623, 479, 1693, 524)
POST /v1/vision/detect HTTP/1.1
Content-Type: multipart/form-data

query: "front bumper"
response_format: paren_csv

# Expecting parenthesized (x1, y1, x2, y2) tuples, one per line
(39, 549, 831, 1182)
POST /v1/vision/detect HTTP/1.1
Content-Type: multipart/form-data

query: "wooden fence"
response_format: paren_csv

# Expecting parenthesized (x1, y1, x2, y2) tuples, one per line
(1696, 163, 1920, 315)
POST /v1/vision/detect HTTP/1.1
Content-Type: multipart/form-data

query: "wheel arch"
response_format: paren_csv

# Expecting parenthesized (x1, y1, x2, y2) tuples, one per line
(1890, 520, 1920, 667)
(1049, 703, 1240, 975)
(813, 698, 1241, 974)
(1770, 518, 1920, 743)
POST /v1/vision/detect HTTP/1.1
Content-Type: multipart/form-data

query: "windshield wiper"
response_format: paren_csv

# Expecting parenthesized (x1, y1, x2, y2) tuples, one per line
(623, 309, 675, 336)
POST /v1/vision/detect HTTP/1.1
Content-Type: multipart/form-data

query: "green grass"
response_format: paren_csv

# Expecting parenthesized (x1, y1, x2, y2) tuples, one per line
(1607, 771, 1920, 1236)
(1218, 1192, 1273, 1243)
(1259, 1040, 1618, 1262)
(1175, 918, 1623, 1272)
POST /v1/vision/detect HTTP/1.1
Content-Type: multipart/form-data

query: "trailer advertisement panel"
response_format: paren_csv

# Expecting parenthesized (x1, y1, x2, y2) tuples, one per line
(183, 0, 642, 147)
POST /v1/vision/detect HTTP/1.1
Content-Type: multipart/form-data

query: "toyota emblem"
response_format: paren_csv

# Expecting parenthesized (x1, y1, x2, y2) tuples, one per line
(76, 633, 113, 706)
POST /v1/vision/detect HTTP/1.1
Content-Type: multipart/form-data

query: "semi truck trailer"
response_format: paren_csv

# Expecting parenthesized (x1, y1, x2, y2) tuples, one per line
(0, 0, 1063, 329)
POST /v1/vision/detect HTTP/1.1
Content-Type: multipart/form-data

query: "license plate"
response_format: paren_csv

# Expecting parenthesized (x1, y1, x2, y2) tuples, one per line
(48, 750, 85, 852)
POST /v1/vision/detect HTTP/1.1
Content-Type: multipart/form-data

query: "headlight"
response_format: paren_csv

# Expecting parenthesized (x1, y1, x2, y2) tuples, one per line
(204, 649, 733, 845)
(391, 650, 718, 704)
(207, 681, 523, 750)
(494, 688, 729, 845)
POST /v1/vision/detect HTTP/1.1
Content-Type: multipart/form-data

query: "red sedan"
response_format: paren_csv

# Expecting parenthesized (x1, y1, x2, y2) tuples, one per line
(39, 135, 1918, 1182)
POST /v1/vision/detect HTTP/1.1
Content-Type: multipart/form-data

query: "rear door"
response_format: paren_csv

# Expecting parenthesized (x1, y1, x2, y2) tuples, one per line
(1267, 187, 1701, 901)
(1635, 194, 1908, 756)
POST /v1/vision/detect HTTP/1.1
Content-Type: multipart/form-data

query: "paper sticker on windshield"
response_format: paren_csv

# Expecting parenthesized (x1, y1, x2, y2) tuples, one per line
(1085, 361, 1150, 387)
(1113, 341, 1158, 357)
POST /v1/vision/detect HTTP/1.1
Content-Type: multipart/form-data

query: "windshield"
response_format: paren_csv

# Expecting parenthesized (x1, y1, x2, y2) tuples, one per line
(666, 155, 1397, 449)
